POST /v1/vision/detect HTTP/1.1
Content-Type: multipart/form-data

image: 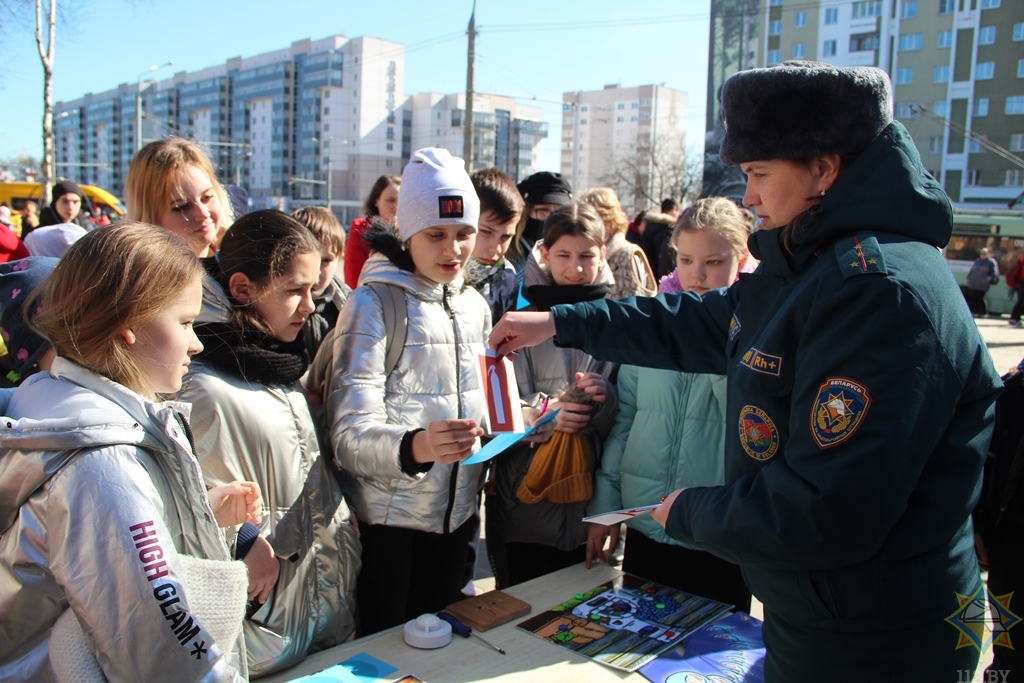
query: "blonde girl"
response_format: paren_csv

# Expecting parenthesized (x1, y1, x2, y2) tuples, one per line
(0, 224, 247, 681)
(580, 187, 657, 299)
(125, 137, 234, 259)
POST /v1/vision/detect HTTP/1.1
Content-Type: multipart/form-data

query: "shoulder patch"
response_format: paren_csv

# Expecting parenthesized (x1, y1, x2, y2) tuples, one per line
(834, 232, 887, 280)
(810, 377, 871, 448)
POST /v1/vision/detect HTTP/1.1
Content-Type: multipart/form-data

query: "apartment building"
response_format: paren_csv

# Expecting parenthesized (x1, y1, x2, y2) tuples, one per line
(707, 0, 1024, 208)
(404, 92, 548, 183)
(560, 84, 689, 213)
(54, 35, 405, 213)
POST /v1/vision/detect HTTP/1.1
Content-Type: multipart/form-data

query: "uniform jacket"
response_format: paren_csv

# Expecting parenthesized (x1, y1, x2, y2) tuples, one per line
(490, 256, 618, 551)
(330, 253, 489, 534)
(0, 358, 245, 682)
(551, 121, 1003, 632)
(179, 360, 360, 678)
(589, 365, 728, 546)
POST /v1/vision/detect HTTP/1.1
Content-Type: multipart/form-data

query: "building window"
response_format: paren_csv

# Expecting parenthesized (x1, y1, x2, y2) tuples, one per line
(899, 33, 923, 51)
(1009, 134, 1024, 151)
(617, 103, 625, 109)
(386, 142, 393, 151)
(1018, 59, 1024, 78)
(1006, 170, 1023, 186)
(794, 11, 806, 27)
(580, 119, 587, 124)
(895, 102, 918, 118)
(980, 0, 999, 8)
(968, 136, 985, 153)
(1007, 96, 1024, 114)
(979, 26, 996, 45)
(631, 102, 639, 109)
(852, 1, 882, 18)
(793, 42, 806, 58)
(769, 20, 782, 35)
(939, 0, 956, 13)
(386, 159, 393, 168)
(767, 49, 782, 65)
(581, 105, 588, 112)
(933, 100, 950, 117)
(851, 32, 880, 51)
(972, 98, 990, 116)
(933, 65, 950, 83)
(1015, 23, 1024, 41)
(631, 115, 638, 121)
(825, 7, 839, 24)
(823, 40, 837, 57)
(769, 0, 782, 5)
(966, 169, 980, 185)
(897, 68, 914, 85)
(900, 1, 917, 18)
(617, 116, 624, 122)
(323, 106, 330, 115)
(976, 62, 995, 80)
(928, 136, 942, 154)
(938, 30, 953, 48)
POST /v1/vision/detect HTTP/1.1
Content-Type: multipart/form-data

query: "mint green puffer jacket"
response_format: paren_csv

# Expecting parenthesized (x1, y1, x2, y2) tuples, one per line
(589, 364, 727, 546)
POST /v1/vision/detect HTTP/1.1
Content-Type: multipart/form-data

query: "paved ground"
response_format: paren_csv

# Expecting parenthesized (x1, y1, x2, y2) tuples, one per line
(469, 316, 1022, 679)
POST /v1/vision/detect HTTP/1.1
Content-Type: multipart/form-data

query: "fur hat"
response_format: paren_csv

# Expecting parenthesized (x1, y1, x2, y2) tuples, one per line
(396, 148, 479, 241)
(719, 60, 893, 165)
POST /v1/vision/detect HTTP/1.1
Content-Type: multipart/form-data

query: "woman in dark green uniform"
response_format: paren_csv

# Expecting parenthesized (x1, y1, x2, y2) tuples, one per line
(490, 61, 1002, 682)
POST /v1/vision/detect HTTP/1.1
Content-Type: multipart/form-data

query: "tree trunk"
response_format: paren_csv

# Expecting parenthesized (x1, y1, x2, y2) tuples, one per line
(36, 0, 56, 207)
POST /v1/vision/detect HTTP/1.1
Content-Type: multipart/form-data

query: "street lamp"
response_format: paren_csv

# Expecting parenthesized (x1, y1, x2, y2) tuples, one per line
(136, 61, 174, 153)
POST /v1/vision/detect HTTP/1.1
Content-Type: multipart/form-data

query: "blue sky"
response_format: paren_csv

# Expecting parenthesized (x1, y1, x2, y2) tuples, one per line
(0, 0, 710, 173)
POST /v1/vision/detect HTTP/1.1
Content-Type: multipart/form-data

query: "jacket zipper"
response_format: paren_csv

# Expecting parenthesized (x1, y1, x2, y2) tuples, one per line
(441, 285, 461, 535)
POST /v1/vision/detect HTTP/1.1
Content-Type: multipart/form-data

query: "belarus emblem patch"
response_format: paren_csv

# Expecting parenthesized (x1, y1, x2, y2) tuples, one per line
(811, 377, 871, 448)
(738, 405, 779, 461)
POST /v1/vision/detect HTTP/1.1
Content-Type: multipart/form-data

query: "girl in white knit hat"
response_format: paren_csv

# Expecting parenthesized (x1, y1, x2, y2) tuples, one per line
(329, 148, 491, 635)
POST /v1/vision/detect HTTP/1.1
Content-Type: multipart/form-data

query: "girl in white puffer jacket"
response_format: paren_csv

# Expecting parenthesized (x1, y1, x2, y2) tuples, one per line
(330, 148, 490, 635)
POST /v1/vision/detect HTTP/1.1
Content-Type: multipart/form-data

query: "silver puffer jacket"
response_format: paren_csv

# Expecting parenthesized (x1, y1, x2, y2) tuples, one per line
(0, 358, 246, 682)
(179, 360, 361, 679)
(330, 254, 490, 534)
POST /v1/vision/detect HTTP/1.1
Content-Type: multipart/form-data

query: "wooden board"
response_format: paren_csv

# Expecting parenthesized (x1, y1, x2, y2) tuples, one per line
(444, 589, 532, 632)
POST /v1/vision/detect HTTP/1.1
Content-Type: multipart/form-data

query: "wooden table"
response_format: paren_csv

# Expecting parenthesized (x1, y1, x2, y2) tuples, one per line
(264, 563, 651, 682)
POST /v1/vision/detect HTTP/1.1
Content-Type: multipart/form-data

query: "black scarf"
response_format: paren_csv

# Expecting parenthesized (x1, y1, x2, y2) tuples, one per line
(196, 322, 309, 385)
(523, 282, 613, 312)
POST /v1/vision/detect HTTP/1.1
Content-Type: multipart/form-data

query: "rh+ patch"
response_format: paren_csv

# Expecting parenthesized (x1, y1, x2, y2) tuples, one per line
(810, 377, 871, 448)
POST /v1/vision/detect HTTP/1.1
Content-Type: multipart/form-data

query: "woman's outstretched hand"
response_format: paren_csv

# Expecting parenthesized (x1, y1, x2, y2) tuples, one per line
(489, 311, 557, 357)
(651, 489, 684, 529)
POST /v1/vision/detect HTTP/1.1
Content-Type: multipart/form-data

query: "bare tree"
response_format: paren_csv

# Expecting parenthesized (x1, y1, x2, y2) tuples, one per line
(601, 132, 703, 215)
(35, 0, 56, 206)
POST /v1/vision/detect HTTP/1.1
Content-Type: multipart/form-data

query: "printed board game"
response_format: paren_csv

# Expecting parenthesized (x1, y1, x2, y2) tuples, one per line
(517, 573, 732, 672)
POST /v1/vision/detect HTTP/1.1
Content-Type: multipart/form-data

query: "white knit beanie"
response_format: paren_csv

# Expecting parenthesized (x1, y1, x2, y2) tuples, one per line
(396, 148, 480, 241)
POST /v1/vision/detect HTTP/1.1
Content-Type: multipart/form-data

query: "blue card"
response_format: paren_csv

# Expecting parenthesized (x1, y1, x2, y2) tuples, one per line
(463, 409, 560, 465)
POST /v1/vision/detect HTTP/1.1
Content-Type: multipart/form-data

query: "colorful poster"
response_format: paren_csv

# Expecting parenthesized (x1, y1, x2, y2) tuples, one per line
(639, 613, 765, 683)
(517, 573, 732, 672)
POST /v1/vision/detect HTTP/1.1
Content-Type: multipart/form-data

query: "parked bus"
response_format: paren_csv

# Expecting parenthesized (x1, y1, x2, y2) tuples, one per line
(944, 208, 1024, 315)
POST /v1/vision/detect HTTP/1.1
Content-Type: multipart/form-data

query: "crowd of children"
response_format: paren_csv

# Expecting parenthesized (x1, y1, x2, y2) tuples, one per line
(0, 60, 1016, 683)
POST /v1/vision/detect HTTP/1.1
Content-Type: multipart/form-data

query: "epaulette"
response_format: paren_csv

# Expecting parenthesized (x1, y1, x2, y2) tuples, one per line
(835, 232, 887, 280)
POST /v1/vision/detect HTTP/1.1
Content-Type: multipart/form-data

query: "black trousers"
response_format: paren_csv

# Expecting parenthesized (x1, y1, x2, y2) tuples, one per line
(1010, 286, 1024, 322)
(622, 530, 752, 612)
(964, 288, 988, 315)
(356, 520, 474, 635)
(986, 521, 1024, 682)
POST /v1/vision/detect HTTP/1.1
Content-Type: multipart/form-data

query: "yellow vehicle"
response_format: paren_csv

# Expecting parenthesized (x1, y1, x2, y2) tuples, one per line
(0, 181, 126, 221)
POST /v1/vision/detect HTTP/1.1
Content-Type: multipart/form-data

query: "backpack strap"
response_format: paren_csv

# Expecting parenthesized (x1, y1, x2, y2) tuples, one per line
(367, 282, 408, 376)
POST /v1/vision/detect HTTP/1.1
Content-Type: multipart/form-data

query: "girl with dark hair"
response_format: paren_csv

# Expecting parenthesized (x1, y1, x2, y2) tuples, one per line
(343, 174, 400, 288)
(178, 210, 360, 678)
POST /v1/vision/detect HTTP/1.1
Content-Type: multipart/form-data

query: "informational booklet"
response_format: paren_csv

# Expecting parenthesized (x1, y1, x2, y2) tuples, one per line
(639, 612, 765, 683)
(462, 409, 560, 465)
(582, 504, 661, 526)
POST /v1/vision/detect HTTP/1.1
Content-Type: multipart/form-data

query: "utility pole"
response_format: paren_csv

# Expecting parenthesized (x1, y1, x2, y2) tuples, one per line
(463, 1, 476, 173)
(326, 153, 332, 210)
